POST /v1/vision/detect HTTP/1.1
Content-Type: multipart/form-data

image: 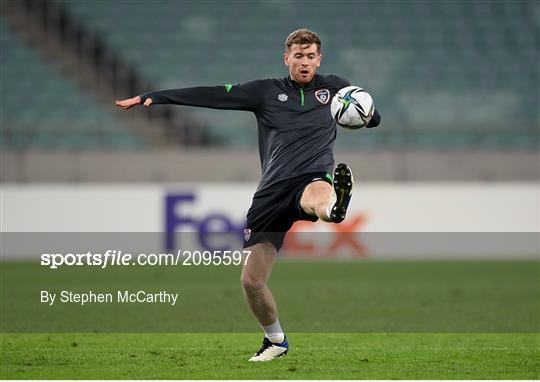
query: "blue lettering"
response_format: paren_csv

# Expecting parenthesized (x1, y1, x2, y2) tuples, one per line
(165, 193, 246, 251)
(165, 193, 196, 249)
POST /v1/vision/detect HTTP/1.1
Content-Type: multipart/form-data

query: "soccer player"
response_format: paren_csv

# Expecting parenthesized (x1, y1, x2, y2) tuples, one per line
(116, 28, 381, 361)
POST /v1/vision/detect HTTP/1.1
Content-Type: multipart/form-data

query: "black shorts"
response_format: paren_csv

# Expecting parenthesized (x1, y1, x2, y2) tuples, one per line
(243, 172, 332, 251)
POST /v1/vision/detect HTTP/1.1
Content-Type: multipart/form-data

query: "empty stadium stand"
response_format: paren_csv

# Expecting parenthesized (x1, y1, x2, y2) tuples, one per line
(1, 20, 147, 149)
(56, 0, 539, 149)
(1, 0, 538, 150)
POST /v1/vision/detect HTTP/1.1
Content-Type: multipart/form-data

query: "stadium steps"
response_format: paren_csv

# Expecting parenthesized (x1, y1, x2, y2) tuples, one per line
(0, 20, 148, 150)
(1, 1, 211, 150)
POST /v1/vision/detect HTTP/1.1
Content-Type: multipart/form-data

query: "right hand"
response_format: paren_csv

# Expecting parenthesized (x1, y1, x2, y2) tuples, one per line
(115, 96, 153, 109)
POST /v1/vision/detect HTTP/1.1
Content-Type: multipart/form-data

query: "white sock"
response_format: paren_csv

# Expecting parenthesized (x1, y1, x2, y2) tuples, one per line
(325, 190, 336, 219)
(262, 319, 285, 344)
(325, 204, 333, 220)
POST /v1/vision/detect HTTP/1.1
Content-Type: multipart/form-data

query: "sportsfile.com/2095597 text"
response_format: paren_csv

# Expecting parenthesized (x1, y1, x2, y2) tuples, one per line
(40, 250, 251, 269)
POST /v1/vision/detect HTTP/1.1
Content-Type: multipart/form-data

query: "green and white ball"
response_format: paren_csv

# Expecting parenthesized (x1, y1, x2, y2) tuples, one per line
(331, 86, 374, 129)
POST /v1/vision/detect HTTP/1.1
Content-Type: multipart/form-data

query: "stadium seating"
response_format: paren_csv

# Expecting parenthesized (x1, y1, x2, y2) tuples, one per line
(5, 1, 539, 149)
(0, 20, 146, 149)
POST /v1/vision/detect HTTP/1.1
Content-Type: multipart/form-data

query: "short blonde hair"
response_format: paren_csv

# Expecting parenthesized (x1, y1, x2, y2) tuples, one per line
(285, 28, 321, 52)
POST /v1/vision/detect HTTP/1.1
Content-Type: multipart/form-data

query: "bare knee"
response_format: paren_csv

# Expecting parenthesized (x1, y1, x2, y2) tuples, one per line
(300, 181, 332, 216)
(240, 242, 275, 292)
(300, 181, 332, 213)
(241, 272, 266, 292)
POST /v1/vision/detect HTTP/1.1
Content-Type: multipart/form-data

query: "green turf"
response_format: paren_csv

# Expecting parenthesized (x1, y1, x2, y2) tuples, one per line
(1, 333, 539, 379)
(2, 260, 539, 332)
(1, 260, 539, 378)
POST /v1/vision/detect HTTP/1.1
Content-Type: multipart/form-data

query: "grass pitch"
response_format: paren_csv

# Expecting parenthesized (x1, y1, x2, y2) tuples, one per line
(1, 332, 539, 379)
(1, 260, 539, 378)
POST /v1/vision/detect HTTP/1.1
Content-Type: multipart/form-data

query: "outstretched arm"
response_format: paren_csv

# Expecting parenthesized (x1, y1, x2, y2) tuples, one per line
(115, 81, 263, 112)
(115, 96, 153, 109)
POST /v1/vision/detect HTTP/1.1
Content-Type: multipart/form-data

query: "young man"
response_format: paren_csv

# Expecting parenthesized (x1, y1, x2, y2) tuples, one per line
(116, 28, 381, 361)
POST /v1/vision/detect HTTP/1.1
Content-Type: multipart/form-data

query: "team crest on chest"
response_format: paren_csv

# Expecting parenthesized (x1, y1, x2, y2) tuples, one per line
(315, 89, 330, 104)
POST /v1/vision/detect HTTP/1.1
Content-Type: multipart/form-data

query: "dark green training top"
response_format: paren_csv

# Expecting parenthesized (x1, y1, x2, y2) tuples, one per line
(140, 74, 381, 191)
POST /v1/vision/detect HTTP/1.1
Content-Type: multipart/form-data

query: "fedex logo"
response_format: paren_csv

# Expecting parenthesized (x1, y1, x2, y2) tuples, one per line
(283, 215, 370, 258)
(165, 193, 245, 251)
(164, 191, 369, 257)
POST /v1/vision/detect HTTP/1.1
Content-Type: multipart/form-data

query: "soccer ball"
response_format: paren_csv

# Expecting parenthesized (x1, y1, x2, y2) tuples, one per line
(331, 86, 374, 129)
